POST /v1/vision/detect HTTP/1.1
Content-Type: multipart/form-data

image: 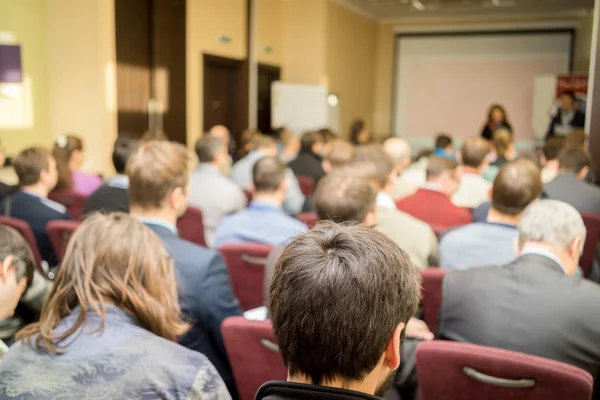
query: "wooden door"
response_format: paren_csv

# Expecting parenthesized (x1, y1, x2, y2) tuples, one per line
(257, 64, 281, 135)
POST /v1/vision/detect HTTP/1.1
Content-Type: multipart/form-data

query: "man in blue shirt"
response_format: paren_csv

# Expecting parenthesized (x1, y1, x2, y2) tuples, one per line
(127, 140, 242, 398)
(215, 156, 308, 248)
(0, 147, 71, 266)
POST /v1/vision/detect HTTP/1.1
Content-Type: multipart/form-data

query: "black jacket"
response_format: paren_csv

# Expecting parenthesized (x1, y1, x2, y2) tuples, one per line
(257, 381, 383, 400)
(546, 110, 586, 139)
(480, 122, 512, 140)
(84, 184, 129, 216)
(288, 152, 325, 184)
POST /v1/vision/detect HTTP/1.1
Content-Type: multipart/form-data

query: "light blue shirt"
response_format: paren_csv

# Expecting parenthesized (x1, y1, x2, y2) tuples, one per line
(136, 217, 178, 235)
(106, 174, 129, 189)
(214, 200, 308, 248)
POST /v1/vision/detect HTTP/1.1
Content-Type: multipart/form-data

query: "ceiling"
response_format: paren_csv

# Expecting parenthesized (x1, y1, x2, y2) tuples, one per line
(334, 0, 595, 21)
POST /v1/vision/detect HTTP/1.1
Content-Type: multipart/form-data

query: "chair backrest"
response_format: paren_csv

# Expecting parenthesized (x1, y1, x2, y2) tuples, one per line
(420, 268, 449, 334)
(579, 212, 600, 277)
(0, 216, 44, 273)
(221, 317, 287, 400)
(417, 341, 593, 400)
(176, 206, 207, 247)
(48, 190, 87, 221)
(219, 243, 272, 311)
(47, 220, 82, 264)
(297, 212, 318, 229)
(296, 175, 315, 197)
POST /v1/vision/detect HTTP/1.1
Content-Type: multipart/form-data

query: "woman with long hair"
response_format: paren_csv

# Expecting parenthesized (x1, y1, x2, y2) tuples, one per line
(480, 104, 512, 140)
(0, 213, 231, 399)
(53, 134, 102, 195)
(349, 119, 371, 146)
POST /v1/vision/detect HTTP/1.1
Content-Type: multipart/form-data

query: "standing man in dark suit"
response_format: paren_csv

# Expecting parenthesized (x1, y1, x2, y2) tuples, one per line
(438, 200, 600, 397)
(288, 131, 326, 184)
(127, 141, 243, 398)
(544, 147, 600, 214)
(546, 91, 586, 139)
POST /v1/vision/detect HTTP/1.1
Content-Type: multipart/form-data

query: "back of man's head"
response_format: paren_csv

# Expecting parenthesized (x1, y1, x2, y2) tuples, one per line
(112, 136, 139, 174)
(269, 222, 421, 390)
(127, 141, 193, 209)
(558, 147, 590, 175)
(314, 167, 377, 224)
(253, 136, 277, 156)
(352, 145, 395, 190)
(435, 134, 453, 150)
(209, 125, 230, 142)
(0, 224, 35, 289)
(300, 131, 323, 154)
(252, 156, 286, 194)
(383, 138, 411, 169)
(324, 140, 354, 172)
(491, 159, 542, 216)
(13, 147, 51, 187)
(426, 156, 458, 181)
(195, 135, 225, 164)
(460, 137, 490, 169)
(542, 137, 566, 162)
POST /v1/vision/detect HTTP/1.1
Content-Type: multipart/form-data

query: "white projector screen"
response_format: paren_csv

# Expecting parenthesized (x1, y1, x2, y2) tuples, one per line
(393, 32, 572, 141)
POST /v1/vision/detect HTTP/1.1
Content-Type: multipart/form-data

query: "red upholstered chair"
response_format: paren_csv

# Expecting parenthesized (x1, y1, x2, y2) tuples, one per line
(417, 341, 594, 400)
(0, 216, 44, 274)
(296, 175, 315, 197)
(222, 317, 287, 400)
(297, 212, 318, 228)
(219, 243, 272, 311)
(420, 268, 449, 334)
(48, 190, 87, 221)
(47, 220, 81, 264)
(177, 206, 207, 247)
(580, 212, 600, 277)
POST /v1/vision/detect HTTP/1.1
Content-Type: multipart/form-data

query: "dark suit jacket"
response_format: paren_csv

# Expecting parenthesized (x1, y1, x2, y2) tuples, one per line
(288, 152, 325, 184)
(546, 110, 585, 139)
(439, 253, 600, 395)
(144, 223, 243, 398)
(545, 172, 600, 214)
(84, 185, 129, 216)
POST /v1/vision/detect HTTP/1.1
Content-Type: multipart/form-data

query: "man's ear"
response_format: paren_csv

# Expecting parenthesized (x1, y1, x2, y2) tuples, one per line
(322, 160, 331, 174)
(383, 322, 404, 371)
(0, 256, 14, 283)
(570, 236, 584, 259)
(578, 166, 589, 180)
(488, 186, 493, 201)
(248, 182, 256, 194)
(513, 237, 521, 256)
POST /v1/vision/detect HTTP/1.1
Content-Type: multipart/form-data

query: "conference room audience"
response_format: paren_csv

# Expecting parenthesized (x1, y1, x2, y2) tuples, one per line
(440, 159, 543, 270)
(398, 149, 431, 188)
(383, 137, 417, 199)
(260, 222, 421, 400)
(277, 128, 300, 164)
(288, 131, 326, 184)
(540, 137, 566, 183)
(452, 137, 491, 208)
(349, 119, 371, 146)
(208, 125, 234, 174)
(544, 147, 600, 214)
(438, 200, 600, 395)
(353, 146, 439, 268)
(489, 128, 514, 168)
(547, 91, 586, 139)
(433, 134, 455, 159)
(0, 213, 231, 399)
(188, 136, 247, 247)
(322, 140, 354, 173)
(83, 136, 138, 215)
(215, 156, 307, 247)
(0, 147, 71, 265)
(52, 135, 102, 196)
(396, 156, 471, 231)
(127, 141, 242, 397)
(480, 104, 512, 140)
(231, 136, 305, 215)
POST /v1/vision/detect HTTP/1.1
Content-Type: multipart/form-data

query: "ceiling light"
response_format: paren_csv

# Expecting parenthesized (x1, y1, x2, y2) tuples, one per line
(492, 0, 501, 6)
(411, 0, 425, 11)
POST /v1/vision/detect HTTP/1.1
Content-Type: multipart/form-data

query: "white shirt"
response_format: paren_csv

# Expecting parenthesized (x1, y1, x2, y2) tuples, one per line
(452, 172, 491, 208)
(376, 192, 396, 210)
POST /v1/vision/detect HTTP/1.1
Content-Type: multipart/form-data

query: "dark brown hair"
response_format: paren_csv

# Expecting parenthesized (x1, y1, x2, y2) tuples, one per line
(487, 104, 509, 125)
(558, 147, 590, 174)
(13, 147, 51, 187)
(53, 135, 83, 190)
(435, 134, 453, 150)
(543, 137, 566, 161)
(352, 144, 395, 189)
(426, 156, 458, 180)
(300, 131, 323, 153)
(252, 156, 286, 193)
(491, 159, 542, 216)
(17, 213, 188, 354)
(0, 224, 35, 288)
(268, 222, 421, 385)
(461, 137, 490, 168)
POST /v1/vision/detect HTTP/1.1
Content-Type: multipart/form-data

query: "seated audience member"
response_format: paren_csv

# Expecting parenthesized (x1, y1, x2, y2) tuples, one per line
(53, 135, 102, 196)
(566, 129, 587, 151)
(288, 131, 326, 184)
(383, 137, 417, 199)
(215, 156, 307, 247)
(0, 213, 231, 398)
(480, 104, 512, 140)
(452, 137, 491, 208)
(489, 128, 515, 168)
(127, 141, 242, 397)
(544, 147, 600, 214)
(353, 146, 439, 268)
(399, 149, 431, 188)
(546, 91, 586, 139)
(83, 136, 138, 215)
(278, 128, 300, 164)
(318, 128, 338, 153)
(236, 128, 262, 160)
(322, 140, 355, 174)
(231, 136, 304, 215)
(438, 200, 600, 390)
(260, 223, 421, 400)
(440, 159, 542, 270)
(433, 134, 455, 159)
(188, 135, 247, 247)
(0, 148, 71, 264)
(540, 137, 566, 183)
(208, 125, 233, 174)
(396, 157, 471, 231)
(350, 119, 371, 146)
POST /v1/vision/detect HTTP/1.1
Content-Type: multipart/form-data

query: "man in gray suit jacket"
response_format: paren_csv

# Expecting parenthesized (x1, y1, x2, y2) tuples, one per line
(438, 200, 600, 398)
(544, 147, 600, 213)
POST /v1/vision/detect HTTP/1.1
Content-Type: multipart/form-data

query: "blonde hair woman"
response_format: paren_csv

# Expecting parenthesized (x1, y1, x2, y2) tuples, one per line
(0, 213, 231, 400)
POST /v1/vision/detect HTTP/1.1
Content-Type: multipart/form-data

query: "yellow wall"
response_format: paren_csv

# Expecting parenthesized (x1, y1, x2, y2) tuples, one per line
(0, 0, 50, 156)
(256, 0, 283, 66)
(186, 0, 247, 145)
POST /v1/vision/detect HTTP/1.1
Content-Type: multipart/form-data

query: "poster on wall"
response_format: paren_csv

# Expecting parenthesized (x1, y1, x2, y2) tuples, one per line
(555, 75, 588, 112)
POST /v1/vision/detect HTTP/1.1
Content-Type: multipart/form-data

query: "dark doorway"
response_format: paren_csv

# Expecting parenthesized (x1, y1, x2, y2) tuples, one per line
(257, 64, 281, 135)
